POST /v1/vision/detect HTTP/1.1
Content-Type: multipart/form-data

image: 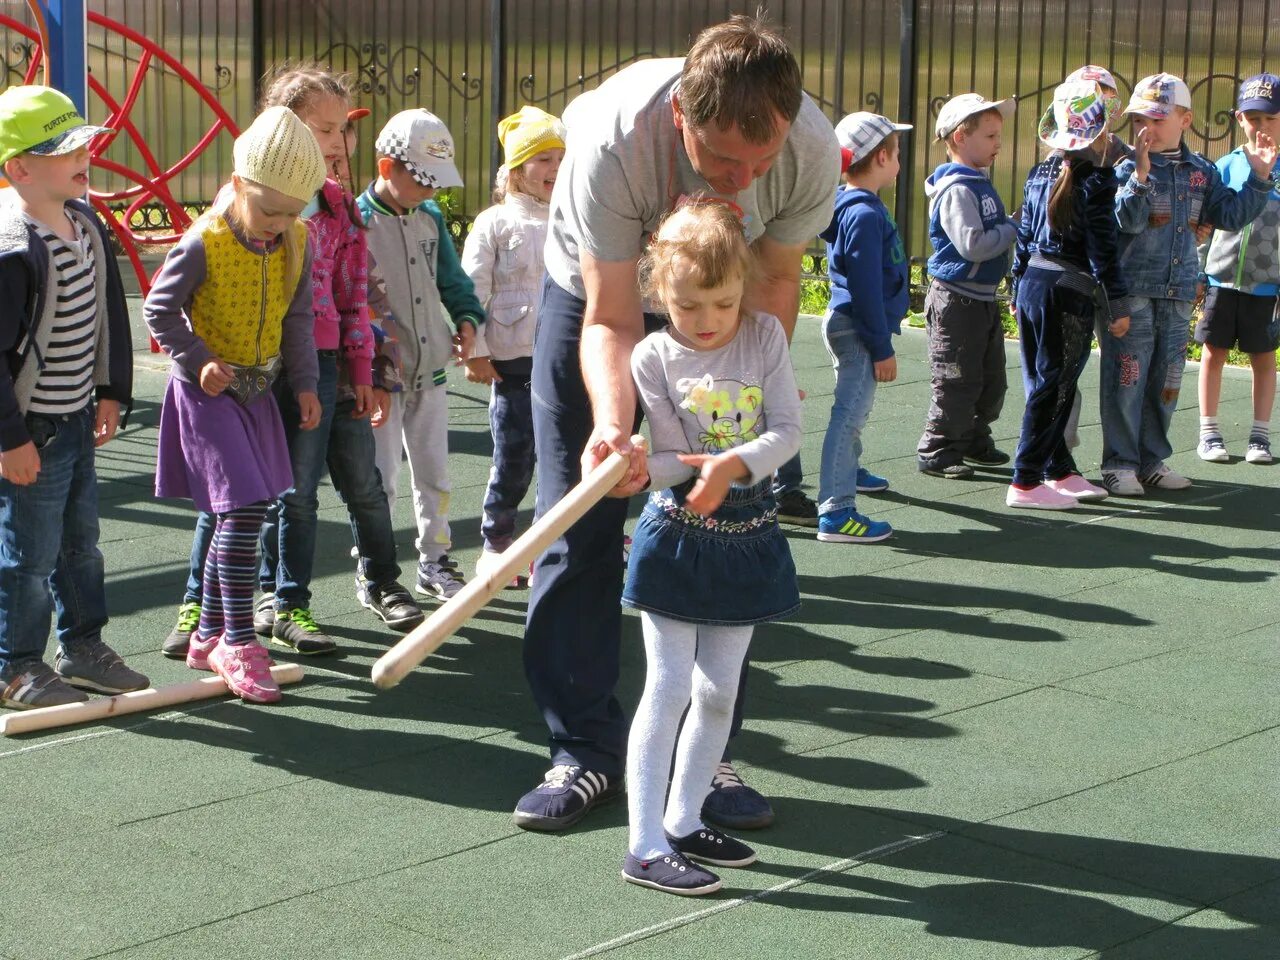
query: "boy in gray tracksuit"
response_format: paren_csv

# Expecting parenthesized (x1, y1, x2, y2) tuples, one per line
(356, 109, 485, 600)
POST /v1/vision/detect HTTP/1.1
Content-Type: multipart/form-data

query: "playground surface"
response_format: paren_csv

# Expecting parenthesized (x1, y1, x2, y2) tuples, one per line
(0, 304, 1276, 960)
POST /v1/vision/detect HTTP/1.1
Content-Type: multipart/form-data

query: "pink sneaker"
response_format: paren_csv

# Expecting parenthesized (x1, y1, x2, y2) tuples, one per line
(1005, 483, 1078, 511)
(1045, 474, 1109, 502)
(186, 632, 221, 672)
(209, 639, 281, 703)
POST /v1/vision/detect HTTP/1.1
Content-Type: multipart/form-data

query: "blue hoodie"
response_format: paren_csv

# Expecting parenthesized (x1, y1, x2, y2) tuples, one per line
(821, 186, 908, 361)
(925, 162, 1016, 300)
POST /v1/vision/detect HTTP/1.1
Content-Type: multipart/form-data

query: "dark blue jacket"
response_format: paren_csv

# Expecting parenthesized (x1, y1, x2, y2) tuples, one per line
(0, 198, 133, 451)
(1013, 152, 1132, 319)
(820, 186, 908, 361)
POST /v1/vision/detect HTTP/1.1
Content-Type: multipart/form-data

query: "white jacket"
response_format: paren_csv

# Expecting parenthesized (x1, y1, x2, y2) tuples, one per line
(462, 191, 548, 361)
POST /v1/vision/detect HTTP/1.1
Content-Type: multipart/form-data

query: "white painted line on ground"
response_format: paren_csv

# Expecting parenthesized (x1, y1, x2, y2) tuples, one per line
(558, 831, 945, 960)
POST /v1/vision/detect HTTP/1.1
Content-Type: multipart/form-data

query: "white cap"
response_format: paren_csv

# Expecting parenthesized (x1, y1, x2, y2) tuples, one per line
(1065, 65, 1118, 91)
(375, 109, 464, 189)
(1124, 73, 1193, 119)
(834, 112, 912, 168)
(935, 93, 1016, 140)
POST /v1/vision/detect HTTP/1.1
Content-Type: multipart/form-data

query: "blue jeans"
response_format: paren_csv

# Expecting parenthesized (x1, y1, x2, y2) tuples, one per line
(482, 356, 536, 553)
(0, 407, 108, 673)
(526, 276, 749, 777)
(259, 351, 339, 609)
(1098, 296, 1190, 474)
(817, 313, 878, 515)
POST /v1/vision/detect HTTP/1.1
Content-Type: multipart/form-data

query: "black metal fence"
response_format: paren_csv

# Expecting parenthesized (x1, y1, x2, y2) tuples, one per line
(2, 1, 1276, 258)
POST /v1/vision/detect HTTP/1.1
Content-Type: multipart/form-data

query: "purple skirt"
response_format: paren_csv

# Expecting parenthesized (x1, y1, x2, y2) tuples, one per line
(155, 376, 293, 514)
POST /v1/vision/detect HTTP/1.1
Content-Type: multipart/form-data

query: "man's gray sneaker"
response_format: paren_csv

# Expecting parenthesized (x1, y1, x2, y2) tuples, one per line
(54, 640, 150, 695)
(253, 593, 276, 637)
(1, 659, 89, 709)
(416, 555, 466, 600)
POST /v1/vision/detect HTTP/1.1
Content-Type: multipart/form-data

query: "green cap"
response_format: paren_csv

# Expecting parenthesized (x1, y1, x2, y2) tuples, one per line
(0, 86, 114, 167)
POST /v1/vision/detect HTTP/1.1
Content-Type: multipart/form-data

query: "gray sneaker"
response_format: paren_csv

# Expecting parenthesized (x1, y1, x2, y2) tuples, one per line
(54, 640, 149, 695)
(253, 593, 276, 637)
(1, 659, 89, 709)
(416, 555, 466, 600)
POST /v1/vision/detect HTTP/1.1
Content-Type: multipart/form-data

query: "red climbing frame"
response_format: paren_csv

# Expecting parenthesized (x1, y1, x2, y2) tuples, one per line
(0, 10, 241, 304)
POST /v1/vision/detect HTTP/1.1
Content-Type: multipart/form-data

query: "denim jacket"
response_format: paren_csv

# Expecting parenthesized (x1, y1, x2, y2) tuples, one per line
(1013, 151, 1132, 319)
(1115, 143, 1270, 301)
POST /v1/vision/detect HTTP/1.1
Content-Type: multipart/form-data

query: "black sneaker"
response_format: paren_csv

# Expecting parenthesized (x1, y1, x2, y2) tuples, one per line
(162, 601, 201, 659)
(667, 825, 757, 867)
(621, 851, 721, 896)
(1, 659, 89, 709)
(918, 460, 975, 479)
(358, 577, 425, 632)
(963, 446, 1011, 467)
(512, 764, 621, 831)
(701, 761, 775, 830)
(54, 640, 150, 695)
(775, 489, 818, 527)
(252, 593, 276, 638)
(271, 608, 338, 655)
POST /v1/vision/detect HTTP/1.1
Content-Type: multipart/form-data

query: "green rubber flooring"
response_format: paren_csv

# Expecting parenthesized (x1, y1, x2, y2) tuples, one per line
(0, 303, 1275, 960)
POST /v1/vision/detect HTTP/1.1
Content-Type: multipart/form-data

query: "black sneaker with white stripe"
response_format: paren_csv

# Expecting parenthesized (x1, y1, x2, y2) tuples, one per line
(512, 764, 621, 831)
(667, 825, 757, 868)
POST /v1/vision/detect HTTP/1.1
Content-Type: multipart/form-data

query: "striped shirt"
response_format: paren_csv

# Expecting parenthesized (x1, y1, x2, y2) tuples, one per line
(27, 215, 98, 415)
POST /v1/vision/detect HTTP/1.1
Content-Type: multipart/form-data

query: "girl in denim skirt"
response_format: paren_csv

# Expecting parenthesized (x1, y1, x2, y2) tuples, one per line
(620, 202, 802, 896)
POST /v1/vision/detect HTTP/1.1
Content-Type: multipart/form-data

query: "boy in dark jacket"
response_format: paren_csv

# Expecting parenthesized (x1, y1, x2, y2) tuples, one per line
(917, 93, 1017, 478)
(0, 86, 146, 709)
(816, 112, 912, 544)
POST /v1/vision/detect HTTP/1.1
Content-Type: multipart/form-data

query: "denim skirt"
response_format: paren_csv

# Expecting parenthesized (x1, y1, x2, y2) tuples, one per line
(622, 479, 800, 626)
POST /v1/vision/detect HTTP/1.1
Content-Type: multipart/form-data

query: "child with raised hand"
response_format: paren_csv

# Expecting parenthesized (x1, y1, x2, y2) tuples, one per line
(356, 109, 486, 602)
(146, 106, 326, 703)
(1106, 73, 1276, 495)
(1008, 80, 1132, 510)
(917, 93, 1018, 479)
(816, 112, 911, 544)
(461, 106, 565, 586)
(0, 86, 147, 709)
(621, 202, 802, 896)
(1197, 73, 1280, 466)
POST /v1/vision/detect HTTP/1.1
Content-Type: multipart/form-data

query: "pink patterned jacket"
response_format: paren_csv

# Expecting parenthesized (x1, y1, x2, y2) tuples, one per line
(306, 179, 374, 385)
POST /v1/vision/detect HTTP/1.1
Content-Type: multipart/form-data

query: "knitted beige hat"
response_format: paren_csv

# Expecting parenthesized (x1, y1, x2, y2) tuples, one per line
(232, 105, 327, 203)
(499, 106, 566, 169)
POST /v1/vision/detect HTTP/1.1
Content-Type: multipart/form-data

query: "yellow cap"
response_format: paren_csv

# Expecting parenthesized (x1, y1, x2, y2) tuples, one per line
(498, 106, 566, 169)
(232, 106, 327, 203)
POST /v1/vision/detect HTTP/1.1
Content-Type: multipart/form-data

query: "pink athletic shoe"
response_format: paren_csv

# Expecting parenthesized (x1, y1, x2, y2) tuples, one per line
(186, 632, 220, 672)
(209, 639, 281, 704)
(1045, 474, 1109, 502)
(1005, 483, 1078, 511)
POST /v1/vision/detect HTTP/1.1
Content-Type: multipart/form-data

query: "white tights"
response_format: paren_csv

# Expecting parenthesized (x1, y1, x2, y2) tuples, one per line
(626, 612, 754, 860)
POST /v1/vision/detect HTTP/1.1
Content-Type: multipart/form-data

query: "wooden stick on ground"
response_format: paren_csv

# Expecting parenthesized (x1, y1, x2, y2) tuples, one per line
(371, 438, 645, 690)
(0, 663, 305, 736)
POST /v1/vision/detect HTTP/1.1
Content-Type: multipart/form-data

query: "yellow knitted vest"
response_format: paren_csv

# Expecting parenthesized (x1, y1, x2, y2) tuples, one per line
(188, 218, 307, 366)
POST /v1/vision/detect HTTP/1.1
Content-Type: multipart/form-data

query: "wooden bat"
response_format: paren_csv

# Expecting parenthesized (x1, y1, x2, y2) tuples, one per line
(371, 437, 645, 690)
(0, 663, 305, 736)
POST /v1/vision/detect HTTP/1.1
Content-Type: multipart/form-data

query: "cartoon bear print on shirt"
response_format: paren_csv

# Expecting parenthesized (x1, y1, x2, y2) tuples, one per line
(678, 375, 766, 452)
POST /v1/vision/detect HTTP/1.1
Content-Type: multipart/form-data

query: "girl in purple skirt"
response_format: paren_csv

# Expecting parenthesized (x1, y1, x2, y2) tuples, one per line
(144, 106, 327, 703)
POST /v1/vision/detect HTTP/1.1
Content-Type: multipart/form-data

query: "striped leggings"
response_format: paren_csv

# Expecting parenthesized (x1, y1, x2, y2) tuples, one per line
(197, 502, 268, 646)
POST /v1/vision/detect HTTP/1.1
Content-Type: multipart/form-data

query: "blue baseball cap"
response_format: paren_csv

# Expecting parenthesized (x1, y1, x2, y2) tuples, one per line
(1238, 73, 1280, 114)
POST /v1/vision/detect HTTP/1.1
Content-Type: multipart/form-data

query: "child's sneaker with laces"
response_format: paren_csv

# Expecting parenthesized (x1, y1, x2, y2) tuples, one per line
(621, 851, 721, 896)
(1101, 469, 1144, 497)
(1245, 435, 1273, 464)
(817, 507, 892, 543)
(54, 640, 149, 694)
(271, 607, 337, 655)
(1045, 474, 1109, 501)
(416, 555, 466, 600)
(667, 825, 757, 868)
(162, 601, 201, 659)
(855, 467, 890, 492)
(1197, 436, 1229, 462)
(1140, 464, 1192, 490)
(209, 639, 281, 703)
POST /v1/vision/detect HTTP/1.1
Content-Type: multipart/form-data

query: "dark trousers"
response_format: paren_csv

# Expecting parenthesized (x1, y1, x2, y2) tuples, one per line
(526, 276, 749, 777)
(917, 281, 1008, 466)
(1012, 268, 1095, 486)
(481, 357, 536, 553)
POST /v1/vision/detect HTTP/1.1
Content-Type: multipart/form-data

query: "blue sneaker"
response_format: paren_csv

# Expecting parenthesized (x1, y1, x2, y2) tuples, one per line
(701, 762, 774, 830)
(855, 468, 889, 493)
(817, 507, 893, 543)
(512, 764, 621, 831)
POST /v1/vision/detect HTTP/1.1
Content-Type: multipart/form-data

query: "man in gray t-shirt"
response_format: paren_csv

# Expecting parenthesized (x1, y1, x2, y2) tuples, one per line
(515, 15, 838, 834)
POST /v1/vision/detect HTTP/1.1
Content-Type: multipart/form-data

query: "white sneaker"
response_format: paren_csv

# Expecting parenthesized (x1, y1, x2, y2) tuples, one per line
(1006, 484, 1078, 510)
(1045, 474, 1109, 502)
(1141, 464, 1192, 490)
(1197, 436, 1229, 462)
(1245, 435, 1273, 464)
(1101, 469, 1145, 497)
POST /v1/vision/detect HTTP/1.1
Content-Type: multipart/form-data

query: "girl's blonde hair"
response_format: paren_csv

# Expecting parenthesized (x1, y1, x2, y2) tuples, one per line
(491, 161, 540, 203)
(639, 200, 755, 309)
